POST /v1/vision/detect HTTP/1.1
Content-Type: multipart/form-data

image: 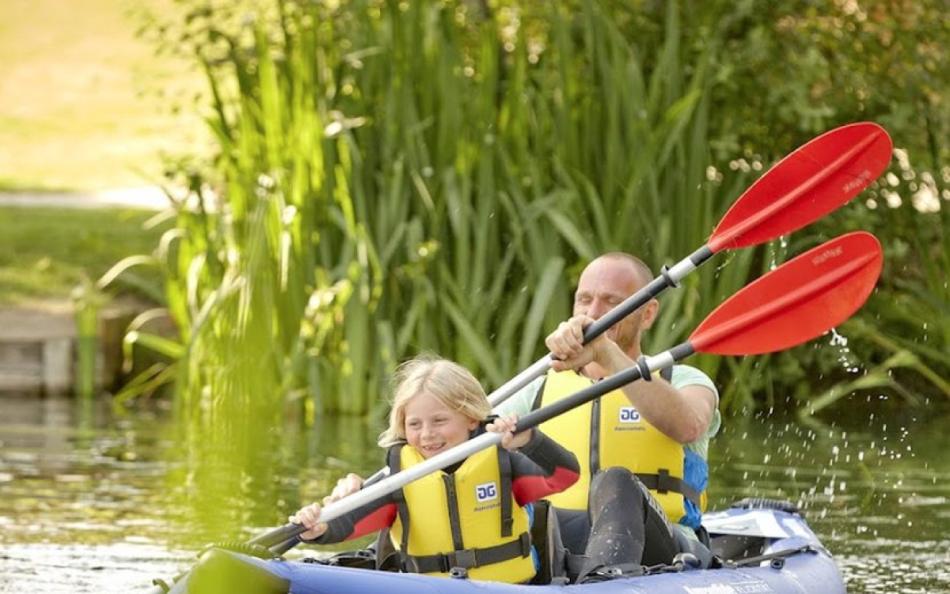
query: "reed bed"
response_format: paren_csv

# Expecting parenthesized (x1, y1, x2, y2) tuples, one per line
(89, 0, 947, 535)
(115, 1, 947, 474)
(129, 0, 754, 428)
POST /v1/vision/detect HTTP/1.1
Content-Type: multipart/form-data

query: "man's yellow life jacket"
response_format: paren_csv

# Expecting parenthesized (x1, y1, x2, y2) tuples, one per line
(537, 369, 706, 526)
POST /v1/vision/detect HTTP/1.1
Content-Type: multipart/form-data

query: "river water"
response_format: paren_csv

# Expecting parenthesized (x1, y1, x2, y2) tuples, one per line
(0, 396, 947, 593)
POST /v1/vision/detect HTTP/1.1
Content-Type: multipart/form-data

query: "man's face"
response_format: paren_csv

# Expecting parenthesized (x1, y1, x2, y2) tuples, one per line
(573, 257, 649, 354)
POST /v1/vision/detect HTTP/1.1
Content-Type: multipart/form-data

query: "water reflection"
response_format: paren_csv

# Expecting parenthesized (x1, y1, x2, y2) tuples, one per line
(1, 395, 947, 593)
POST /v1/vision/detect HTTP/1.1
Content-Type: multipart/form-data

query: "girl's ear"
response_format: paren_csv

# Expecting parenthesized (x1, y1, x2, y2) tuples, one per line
(467, 417, 480, 431)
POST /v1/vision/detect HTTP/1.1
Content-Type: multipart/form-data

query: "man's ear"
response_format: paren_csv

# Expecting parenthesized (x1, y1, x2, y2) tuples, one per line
(640, 298, 659, 330)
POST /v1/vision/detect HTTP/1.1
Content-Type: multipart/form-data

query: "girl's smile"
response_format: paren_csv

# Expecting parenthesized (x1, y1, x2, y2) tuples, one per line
(404, 392, 479, 458)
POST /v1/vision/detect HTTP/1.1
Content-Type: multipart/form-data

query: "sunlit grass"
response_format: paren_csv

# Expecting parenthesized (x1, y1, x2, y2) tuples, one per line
(0, 206, 168, 304)
(0, 0, 207, 191)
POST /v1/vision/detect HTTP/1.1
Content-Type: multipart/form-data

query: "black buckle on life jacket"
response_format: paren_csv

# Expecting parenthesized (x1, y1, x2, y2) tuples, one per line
(451, 549, 478, 571)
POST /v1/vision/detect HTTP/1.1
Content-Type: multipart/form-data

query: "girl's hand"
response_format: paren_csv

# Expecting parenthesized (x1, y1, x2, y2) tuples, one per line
(486, 413, 532, 451)
(289, 502, 329, 540)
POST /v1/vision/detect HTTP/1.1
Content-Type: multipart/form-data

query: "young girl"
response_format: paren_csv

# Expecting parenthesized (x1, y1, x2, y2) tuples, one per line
(292, 356, 579, 583)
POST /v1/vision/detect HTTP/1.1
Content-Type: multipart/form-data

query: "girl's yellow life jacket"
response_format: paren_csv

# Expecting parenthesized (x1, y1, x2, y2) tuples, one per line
(388, 443, 535, 583)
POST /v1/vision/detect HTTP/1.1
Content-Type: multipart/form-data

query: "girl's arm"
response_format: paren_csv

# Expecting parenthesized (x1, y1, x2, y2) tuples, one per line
(295, 472, 398, 544)
(508, 430, 580, 506)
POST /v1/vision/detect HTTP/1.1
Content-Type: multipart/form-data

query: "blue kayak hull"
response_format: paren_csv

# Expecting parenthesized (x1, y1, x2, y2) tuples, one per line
(169, 508, 846, 594)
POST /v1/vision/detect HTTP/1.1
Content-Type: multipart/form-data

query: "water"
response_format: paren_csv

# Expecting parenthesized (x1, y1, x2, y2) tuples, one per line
(1, 396, 947, 593)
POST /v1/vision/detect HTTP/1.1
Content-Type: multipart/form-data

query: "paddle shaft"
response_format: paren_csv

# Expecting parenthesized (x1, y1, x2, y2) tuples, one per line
(148, 123, 890, 591)
(244, 121, 892, 552)
(258, 244, 715, 548)
(260, 231, 883, 550)
(260, 344, 696, 547)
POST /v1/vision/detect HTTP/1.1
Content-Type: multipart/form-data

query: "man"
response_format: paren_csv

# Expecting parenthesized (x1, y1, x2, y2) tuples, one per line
(495, 252, 719, 579)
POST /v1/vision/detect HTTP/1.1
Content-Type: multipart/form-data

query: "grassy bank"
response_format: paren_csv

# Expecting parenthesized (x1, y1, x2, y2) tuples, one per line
(0, 206, 168, 304)
(0, 0, 206, 191)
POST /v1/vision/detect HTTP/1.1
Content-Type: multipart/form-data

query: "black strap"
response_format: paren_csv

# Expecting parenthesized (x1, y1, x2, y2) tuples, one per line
(388, 445, 411, 553)
(402, 532, 532, 574)
(589, 397, 601, 476)
(442, 474, 465, 550)
(727, 545, 816, 568)
(635, 469, 702, 507)
(497, 448, 514, 537)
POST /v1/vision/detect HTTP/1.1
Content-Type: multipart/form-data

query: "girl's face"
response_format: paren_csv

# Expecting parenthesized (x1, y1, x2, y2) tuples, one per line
(404, 392, 479, 458)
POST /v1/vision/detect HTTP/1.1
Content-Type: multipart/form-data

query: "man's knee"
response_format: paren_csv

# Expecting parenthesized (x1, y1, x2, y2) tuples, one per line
(589, 467, 640, 509)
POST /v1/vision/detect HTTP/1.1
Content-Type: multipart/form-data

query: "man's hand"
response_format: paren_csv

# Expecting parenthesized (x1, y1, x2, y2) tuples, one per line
(545, 315, 615, 372)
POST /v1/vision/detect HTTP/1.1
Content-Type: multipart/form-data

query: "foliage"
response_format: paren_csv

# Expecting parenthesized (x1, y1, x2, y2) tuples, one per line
(124, 0, 947, 441)
(128, 0, 738, 425)
(693, 0, 947, 170)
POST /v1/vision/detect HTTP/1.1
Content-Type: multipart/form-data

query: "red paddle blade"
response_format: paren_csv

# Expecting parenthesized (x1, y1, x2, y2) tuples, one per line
(708, 123, 892, 252)
(689, 232, 882, 355)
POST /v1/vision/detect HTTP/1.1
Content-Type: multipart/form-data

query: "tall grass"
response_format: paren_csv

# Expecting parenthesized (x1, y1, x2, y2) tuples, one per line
(106, 0, 950, 534)
(144, 0, 764, 425)
(115, 1, 831, 530)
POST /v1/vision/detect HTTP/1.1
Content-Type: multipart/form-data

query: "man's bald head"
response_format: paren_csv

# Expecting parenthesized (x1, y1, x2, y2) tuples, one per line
(588, 252, 654, 291)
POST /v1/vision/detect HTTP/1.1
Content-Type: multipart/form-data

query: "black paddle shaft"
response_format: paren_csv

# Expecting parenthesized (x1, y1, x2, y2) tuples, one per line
(513, 341, 697, 434)
(581, 246, 713, 345)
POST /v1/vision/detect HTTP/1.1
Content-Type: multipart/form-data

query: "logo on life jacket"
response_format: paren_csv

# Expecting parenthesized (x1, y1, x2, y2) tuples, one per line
(475, 481, 498, 502)
(619, 406, 641, 423)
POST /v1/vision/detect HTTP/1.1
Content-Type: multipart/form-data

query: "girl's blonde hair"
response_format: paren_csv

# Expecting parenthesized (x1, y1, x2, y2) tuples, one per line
(378, 355, 491, 447)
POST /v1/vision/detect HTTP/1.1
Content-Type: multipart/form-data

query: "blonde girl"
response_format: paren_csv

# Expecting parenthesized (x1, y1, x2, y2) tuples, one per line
(292, 356, 579, 583)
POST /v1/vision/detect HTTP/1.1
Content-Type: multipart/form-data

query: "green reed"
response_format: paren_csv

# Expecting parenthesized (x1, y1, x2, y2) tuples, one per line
(134, 0, 774, 435)
(99, 1, 950, 537)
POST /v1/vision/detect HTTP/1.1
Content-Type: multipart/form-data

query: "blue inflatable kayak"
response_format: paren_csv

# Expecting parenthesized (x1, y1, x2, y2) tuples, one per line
(164, 501, 845, 594)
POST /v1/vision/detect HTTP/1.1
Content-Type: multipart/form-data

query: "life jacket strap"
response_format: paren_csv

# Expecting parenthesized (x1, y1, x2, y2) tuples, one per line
(498, 448, 514, 537)
(387, 445, 411, 552)
(402, 532, 531, 574)
(635, 469, 702, 507)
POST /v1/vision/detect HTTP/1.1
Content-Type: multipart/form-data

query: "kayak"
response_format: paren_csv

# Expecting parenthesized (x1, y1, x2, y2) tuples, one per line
(163, 499, 845, 594)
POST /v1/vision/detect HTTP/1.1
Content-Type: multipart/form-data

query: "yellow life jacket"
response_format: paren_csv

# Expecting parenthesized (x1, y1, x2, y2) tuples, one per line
(388, 443, 535, 583)
(537, 369, 706, 524)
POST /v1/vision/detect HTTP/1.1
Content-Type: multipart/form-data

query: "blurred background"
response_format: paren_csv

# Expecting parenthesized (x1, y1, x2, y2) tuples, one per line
(0, 1, 946, 592)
